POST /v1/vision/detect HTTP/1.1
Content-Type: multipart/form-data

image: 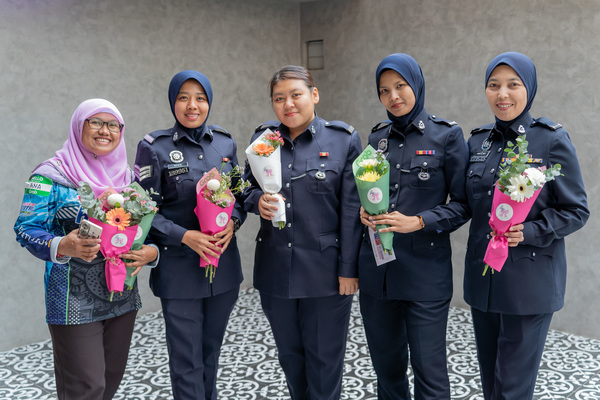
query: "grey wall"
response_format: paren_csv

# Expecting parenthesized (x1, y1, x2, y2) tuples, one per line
(300, 0, 600, 338)
(0, 0, 300, 351)
(1, 0, 599, 351)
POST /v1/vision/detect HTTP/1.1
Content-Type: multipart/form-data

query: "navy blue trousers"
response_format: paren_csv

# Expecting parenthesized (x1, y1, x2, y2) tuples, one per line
(160, 287, 239, 400)
(471, 308, 553, 400)
(360, 292, 451, 400)
(260, 292, 353, 400)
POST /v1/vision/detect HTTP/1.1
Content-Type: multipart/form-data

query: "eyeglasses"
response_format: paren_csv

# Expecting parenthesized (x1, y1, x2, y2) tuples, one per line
(85, 118, 123, 133)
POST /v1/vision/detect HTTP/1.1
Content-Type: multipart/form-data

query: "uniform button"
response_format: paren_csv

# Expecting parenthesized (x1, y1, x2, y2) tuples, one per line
(258, 238, 262, 242)
(486, 234, 491, 239)
(430, 242, 434, 247)
(288, 164, 292, 169)
(391, 204, 395, 209)
(532, 252, 536, 257)
(469, 170, 473, 176)
(175, 176, 179, 181)
(488, 190, 492, 196)
(396, 164, 401, 169)
(285, 182, 290, 188)
(288, 243, 292, 248)
(488, 212, 491, 217)
(399, 143, 404, 148)
(320, 163, 325, 168)
(163, 246, 168, 251)
(198, 154, 203, 159)
(422, 161, 428, 167)
(394, 184, 399, 189)
(287, 223, 292, 228)
(286, 203, 291, 208)
(497, 147, 502, 153)
(490, 168, 495, 174)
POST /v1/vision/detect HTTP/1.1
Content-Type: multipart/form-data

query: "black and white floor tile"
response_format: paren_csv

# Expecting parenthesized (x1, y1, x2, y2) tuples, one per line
(1, 288, 600, 399)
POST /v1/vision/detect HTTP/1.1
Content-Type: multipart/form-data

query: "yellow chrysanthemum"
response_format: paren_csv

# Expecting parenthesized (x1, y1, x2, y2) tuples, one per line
(106, 207, 132, 231)
(358, 171, 381, 182)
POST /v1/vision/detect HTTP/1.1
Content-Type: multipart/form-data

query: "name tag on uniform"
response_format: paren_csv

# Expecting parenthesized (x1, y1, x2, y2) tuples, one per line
(168, 162, 189, 177)
(167, 162, 189, 169)
(470, 151, 490, 163)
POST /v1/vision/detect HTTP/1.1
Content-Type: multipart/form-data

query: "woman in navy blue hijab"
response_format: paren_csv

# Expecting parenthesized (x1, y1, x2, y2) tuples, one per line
(359, 53, 470, 399)
(135, 70, 246, 400)
(464, 52, 589, 399)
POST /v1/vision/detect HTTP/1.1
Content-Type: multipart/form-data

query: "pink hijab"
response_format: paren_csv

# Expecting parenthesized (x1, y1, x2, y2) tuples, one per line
(32, 99, 131, 195)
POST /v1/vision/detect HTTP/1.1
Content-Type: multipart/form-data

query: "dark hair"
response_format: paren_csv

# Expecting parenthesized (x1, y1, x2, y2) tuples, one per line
(269, 65, 316, 99)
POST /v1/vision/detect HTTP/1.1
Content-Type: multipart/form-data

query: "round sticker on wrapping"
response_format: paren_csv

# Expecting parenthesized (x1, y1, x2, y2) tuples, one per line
(495, 203, 514, 221)
(111, 233, 129, 248)
(367, 187, 383, 204)
(263, 165, 275, 178)
(216, 212, 229, 228)
(135, 226, 144, 241)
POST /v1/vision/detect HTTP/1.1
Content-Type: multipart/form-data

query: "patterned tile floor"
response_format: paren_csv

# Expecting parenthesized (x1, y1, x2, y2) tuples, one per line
(1, 288, 600, 399)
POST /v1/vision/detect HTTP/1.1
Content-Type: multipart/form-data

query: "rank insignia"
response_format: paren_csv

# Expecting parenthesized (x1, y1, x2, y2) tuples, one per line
(418, 120, 425, 130)
(518, 125, 526, 133)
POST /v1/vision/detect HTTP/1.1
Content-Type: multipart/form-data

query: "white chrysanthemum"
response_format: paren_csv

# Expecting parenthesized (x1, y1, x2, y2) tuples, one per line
(107, 193, 125, 207)
(359, 159, 378, 169)
(525, 168, 545, 188)
(506, 174, 535, 202)
(207, 179, 221, 191)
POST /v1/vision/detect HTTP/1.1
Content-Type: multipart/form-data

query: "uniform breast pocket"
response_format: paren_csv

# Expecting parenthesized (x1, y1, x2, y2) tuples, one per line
(466, 163, 486, 200)
(408, 156, 441, 189)
(305, 158, 340, 194)
(164, 168, 194, 201)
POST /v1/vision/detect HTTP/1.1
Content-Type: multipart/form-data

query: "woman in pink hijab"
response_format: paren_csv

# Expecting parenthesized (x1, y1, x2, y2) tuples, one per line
(14, 99, 158, 400)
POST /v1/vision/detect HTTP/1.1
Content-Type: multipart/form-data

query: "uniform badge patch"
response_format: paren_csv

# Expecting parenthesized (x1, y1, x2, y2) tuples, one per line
(378, 138, 388, 152)
(169, 150, 184, 163)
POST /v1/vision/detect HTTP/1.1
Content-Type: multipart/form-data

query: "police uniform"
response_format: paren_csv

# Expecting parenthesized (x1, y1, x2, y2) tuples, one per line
(135, 123, 244, 400)
(358, 109, 470, 400)
(465, 112, 589, 399)
(243, 116, 363, 400)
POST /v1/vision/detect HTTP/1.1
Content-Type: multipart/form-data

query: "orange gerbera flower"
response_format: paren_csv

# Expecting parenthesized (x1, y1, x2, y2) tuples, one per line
(253, 142, 275, 156)
(106, 207, 132, 231)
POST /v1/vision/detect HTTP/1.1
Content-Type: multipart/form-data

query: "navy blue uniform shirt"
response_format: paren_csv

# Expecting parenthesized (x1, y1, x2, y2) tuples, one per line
(464, 112, 589, 315)
(135, 123, 245, 299)
(243, 116, 363, 299)
(358, 109, 470, 301)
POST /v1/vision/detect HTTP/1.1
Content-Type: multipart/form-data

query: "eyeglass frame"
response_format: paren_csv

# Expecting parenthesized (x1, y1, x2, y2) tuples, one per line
(85, 118, 124, 133)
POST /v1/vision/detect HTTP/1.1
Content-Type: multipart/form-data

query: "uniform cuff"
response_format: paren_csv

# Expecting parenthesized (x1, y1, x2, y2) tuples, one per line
(50, 237, 71, 264)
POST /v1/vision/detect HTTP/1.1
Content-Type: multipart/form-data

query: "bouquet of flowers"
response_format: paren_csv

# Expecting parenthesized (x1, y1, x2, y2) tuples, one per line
(78, 182, 158, 299)
(483, 135, 561, 275)
(353, 144, 394, 256)
(245, 129, 286, 229)
(194, 164, 249, 283)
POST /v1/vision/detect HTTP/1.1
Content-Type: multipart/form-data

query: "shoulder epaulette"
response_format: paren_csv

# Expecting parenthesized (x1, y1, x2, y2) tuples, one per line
(255, 121, 280, 133)
(371, 121, 392, 133)
(430, 115, 457, 127)
(531, 117, 563, 131)
(324, 120, 354, 134)
(143, 129, 171, 144)
(470, 124, 494, 136)
(208, 124, 232, 137)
